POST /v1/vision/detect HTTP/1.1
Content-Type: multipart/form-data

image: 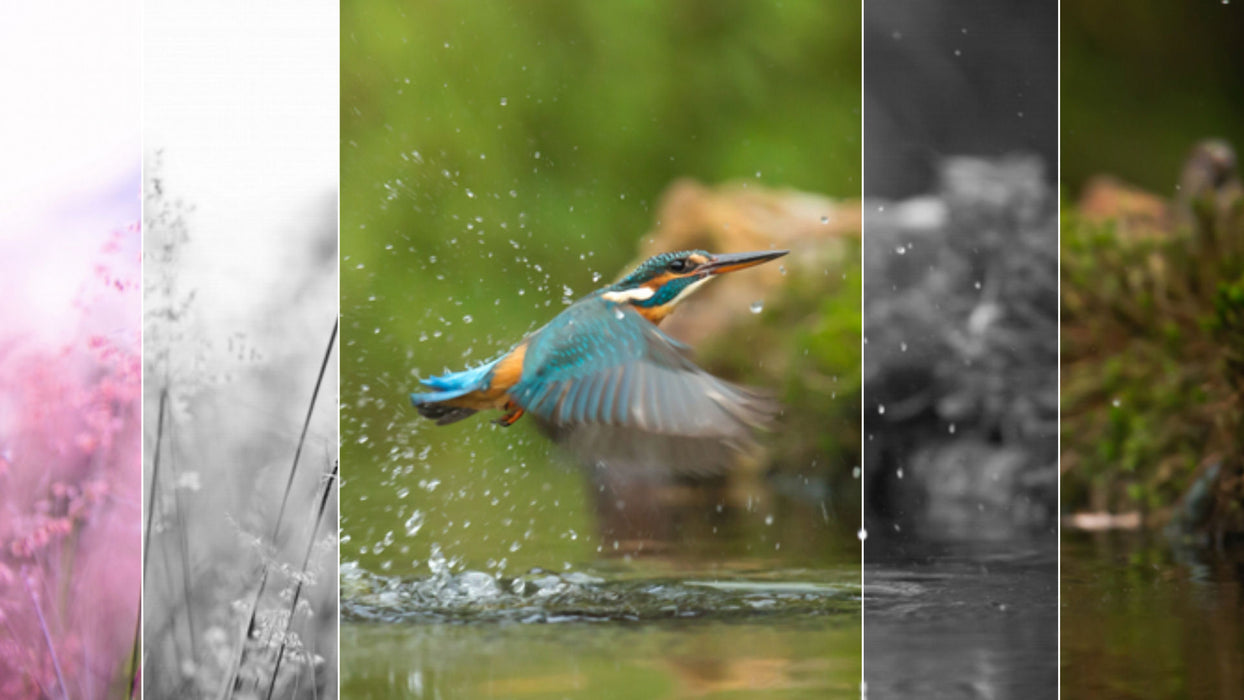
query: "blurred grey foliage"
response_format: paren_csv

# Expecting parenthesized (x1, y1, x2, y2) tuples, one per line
(864, 154, 1058, 542)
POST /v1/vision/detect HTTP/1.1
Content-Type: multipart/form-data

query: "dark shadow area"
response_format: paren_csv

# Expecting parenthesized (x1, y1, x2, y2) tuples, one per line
(1062, 1, 1244, 195)
(864, 0, 1057, 199)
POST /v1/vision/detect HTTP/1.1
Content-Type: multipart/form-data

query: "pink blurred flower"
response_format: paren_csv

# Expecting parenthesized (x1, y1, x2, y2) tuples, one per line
(0, 226, 140, 698)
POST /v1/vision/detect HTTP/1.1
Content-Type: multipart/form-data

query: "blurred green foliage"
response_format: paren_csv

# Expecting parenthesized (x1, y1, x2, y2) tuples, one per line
(1060, 201, 1244, 526)
(1062, 1, 1244, 195)
(340, 1, 861, 574)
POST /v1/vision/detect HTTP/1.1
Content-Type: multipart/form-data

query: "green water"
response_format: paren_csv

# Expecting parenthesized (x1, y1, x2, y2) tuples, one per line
(342, 613, 858, 699)
(1061, 533, 1244, 699)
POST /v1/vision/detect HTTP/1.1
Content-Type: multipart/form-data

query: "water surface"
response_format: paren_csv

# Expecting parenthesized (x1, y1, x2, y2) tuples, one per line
(864, 540, 1058, 699)
(341, 472, 862, 699)
(1061, 532, 1244, 699)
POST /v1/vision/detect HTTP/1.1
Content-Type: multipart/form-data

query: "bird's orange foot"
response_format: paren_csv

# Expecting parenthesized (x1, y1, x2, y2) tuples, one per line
(494, 404, 525, 427)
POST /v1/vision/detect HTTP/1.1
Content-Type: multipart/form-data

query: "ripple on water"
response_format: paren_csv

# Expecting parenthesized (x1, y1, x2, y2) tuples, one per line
(341, 561, 860, 624)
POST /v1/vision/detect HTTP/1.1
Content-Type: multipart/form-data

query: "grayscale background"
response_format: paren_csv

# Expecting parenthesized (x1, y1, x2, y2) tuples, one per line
(142, 2, 339, 697)
(863, 1, 1059, 697)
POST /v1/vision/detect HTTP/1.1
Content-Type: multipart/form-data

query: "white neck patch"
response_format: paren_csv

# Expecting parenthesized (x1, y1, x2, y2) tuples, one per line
(669, 276, 712, 305)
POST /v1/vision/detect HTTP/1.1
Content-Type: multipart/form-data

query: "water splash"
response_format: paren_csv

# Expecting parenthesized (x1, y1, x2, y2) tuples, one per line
(341, 561, 858, 624)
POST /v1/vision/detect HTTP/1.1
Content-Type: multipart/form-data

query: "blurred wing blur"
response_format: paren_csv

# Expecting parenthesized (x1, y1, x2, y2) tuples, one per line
(511, 301, 777, 475)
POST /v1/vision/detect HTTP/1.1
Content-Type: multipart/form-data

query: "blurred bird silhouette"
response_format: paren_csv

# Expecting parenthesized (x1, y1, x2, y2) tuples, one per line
(411, 249, 787, 476)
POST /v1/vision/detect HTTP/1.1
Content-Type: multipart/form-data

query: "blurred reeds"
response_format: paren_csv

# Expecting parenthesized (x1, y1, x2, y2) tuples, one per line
(142, 162, 338, 698)
(0, 229, 141, 698)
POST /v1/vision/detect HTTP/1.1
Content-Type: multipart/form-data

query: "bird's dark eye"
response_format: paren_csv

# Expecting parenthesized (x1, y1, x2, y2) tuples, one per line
(667, 258, 689, 272)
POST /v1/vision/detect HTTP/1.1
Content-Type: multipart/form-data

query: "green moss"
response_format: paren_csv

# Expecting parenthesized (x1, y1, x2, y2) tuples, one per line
(1061, 194, 1244, 526)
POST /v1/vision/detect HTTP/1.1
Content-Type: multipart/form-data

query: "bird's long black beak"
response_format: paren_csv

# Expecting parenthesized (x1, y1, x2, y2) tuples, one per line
(701, 249, 789, 276)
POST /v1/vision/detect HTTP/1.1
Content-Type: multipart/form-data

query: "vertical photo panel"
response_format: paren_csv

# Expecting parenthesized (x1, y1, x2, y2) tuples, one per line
(0, 4, 141, 697)
(340, 2, 862, 697)
(1061, 2, 1244, 697)
(142, 1, 339, 697)
(863, 0, 1058, 697)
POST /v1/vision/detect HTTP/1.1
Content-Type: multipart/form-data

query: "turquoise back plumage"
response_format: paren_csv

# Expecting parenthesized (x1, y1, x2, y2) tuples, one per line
(511, 294, 771, 436)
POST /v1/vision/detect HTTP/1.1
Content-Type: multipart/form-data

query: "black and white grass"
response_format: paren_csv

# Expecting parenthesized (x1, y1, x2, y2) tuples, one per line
(142, 2, 339, 697)
(141, 164, 339, 699)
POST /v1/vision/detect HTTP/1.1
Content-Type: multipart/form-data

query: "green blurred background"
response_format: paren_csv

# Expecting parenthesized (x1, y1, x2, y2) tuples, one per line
(341, 1, 861, 576)
(1061, 1, 1244, 195)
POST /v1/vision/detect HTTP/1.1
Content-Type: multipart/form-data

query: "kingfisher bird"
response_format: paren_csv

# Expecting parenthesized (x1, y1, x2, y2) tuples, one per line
(410, 249, 788, 475)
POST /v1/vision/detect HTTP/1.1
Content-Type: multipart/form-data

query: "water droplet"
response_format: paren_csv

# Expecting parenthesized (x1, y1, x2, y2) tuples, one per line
(764, 514, 775, 526)
(404, 510, 425, 536)
(462, 315, 473, 324)
(613, 307, 625, 320)
(877, 404, 886, 415)
(896, 468, 904, 479)
(857, 528, 868, 541)
(499, 97, 508, 106)
(852, 466, 861, 479)
(1111, 398, 1122, 408)
(465, 188, 475, 199)
(900, 342, 908, 352)
(820, 215, 830, 224)
(749, 300, 764, 314)
(895, 245, 907, 255)
(948, 423, 957, 434)
(778, 265, 787, 276)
